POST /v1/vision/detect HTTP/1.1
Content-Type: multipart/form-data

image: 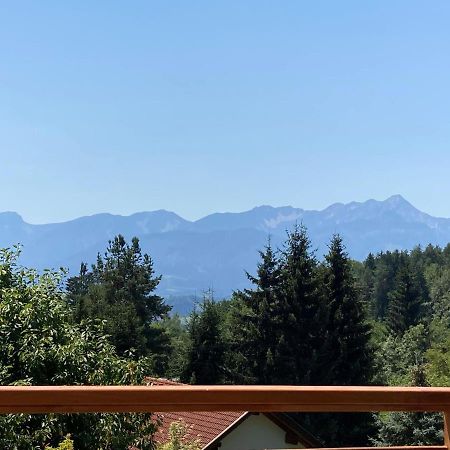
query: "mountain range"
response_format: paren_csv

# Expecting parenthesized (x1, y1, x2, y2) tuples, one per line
(2, 195, 450, 311)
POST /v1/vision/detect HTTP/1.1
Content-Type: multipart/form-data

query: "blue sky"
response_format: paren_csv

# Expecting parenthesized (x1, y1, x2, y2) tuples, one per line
(1, 1, 450, 223)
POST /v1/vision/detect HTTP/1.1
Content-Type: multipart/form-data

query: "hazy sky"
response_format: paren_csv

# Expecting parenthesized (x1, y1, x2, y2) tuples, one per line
(2, 1, 450, 223)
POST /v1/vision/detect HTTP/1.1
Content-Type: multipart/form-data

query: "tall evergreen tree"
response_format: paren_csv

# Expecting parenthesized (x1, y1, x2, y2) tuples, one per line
(66, 262, 92, 322)
(317, 234, 375, 446)
(372, 251, 401, 320)
(322, 234, 373, 385)
(357, 253, 377, 319)
(232, 241, 284, 383)
(279, 224, 323, 384)
(386, 261, 425, 334)
(67, 235, 171, 364)
(181, 291, 226, 384)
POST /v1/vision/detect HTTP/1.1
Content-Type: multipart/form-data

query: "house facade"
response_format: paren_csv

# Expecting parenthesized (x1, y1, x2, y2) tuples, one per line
(147, 378, 319, 450)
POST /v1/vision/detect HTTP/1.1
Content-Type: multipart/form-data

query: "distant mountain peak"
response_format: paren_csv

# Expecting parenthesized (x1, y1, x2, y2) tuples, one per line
(387, 193, 406, 201)
(2, 196, 450, 306)
(130, 209, 185, 219)
(382, 195, 423, 217)
(385, 194, 411, 206)
(250, 205, 276, 212)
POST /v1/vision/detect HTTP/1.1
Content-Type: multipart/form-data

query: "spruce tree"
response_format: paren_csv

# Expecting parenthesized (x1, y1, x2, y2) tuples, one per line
(358, 253, 377, 319)
(372, 251, 403, 320)
(386, 261, 424, 335)
(317, 234, 375, 446)
(67, 235, 171, 364)
(181, 291, 226, 384)
(322, 234, 372, 385)
(279, 224, 323, 384)
(232, 241, 284, 383)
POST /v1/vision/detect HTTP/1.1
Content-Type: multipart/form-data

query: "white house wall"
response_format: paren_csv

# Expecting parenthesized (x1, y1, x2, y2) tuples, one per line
(214, 413, 305, 450)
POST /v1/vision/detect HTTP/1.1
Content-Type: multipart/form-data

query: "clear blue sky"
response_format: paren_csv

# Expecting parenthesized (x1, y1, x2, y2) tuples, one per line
(2, 1, 450, 223)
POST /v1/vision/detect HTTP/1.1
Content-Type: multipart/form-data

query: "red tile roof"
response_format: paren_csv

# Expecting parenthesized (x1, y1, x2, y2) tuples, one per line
(145, 378, 245, 448)
(145, 377, 184, 387)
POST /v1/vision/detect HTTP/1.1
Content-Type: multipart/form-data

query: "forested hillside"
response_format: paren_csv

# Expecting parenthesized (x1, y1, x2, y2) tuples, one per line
(2, 228, 450, 448)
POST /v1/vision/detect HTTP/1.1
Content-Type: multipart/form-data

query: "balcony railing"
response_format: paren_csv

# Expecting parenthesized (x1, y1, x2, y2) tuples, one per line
(0, 385, 449, 450)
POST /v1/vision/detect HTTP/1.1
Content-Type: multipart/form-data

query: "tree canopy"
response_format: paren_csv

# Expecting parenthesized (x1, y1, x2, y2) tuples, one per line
(4, 229, 450, 447)
(67, 235, 171, 369)
(0, 247, 157, 449)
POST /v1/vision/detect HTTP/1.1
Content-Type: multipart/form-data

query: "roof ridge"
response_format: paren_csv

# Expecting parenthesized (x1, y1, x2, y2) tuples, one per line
(144, 377, 186, 386)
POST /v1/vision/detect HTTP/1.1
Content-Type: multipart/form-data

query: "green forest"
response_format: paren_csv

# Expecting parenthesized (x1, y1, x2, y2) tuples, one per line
(2, 227, 450, 449)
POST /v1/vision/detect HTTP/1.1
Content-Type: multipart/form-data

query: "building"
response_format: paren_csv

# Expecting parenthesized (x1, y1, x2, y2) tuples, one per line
(147, 378, 320, 450)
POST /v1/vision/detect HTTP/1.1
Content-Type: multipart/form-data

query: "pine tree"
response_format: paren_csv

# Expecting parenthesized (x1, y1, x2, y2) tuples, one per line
(66, 262, 92, 322)
(386, 261, 424, 335)
(232, 241, 284, 384)
(372, 251, 404, 320)
(358, 253, 377, 319)
(181, 291, 226, 384)
(316, 234, 375, 446)
(322, 234, 373, 385)
(67, 235, 171, 364)
(279, 224, 323, 384)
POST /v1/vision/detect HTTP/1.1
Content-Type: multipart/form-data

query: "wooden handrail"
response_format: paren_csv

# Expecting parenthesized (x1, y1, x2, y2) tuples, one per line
(1, 385, 450, 414)
(275, 448, 447, 450)
(273, 448, 448, 450)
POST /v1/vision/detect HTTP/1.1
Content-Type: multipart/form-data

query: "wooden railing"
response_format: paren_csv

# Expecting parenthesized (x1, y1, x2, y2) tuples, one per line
(0, 385, 450, 449)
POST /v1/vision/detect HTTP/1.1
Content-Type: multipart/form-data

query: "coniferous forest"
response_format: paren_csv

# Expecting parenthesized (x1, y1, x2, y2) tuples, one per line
(2, 226, 450, 448)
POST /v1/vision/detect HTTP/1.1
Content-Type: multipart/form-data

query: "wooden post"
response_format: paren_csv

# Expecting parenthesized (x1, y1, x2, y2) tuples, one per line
(444, 411, 450, 450)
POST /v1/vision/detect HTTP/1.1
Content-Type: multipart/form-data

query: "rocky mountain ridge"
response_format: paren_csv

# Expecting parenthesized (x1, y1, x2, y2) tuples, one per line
(2, 195, 449, 304)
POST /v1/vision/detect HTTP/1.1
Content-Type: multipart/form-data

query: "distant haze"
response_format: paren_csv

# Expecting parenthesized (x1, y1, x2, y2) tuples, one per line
(2, 195, 450, 312)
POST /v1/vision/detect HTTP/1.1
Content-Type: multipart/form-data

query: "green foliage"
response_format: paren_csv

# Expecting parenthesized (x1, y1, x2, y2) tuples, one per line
(158, 313, 189, 380)
(425, 319, 450, 386)
(231, 226, 325, 386)
(322, 235, 373, 385)
(386, 262, 426, 334)
(372, 364, 443, 446)
(372, 411, 442, 446)
(181, 290, 226, 384)
(425, 265, 450, 322)
(364, 250, 410, 321)
(46, 435, 74, 450)
(279, 225, 323, 385)
(5, 232, 450, 447)
(0, 247, 157, 449)
(67, 235, 171, 368)
(230, 241, 285, 384)
(315, 235, 375, 446)
(372, 322, 444, 445)
(374, 324, 429, 386)
(231, 230, 374, 445)
(355, 244, 450, 445)
(157, 421, 201, 450)
(370, 288, 447, 445)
